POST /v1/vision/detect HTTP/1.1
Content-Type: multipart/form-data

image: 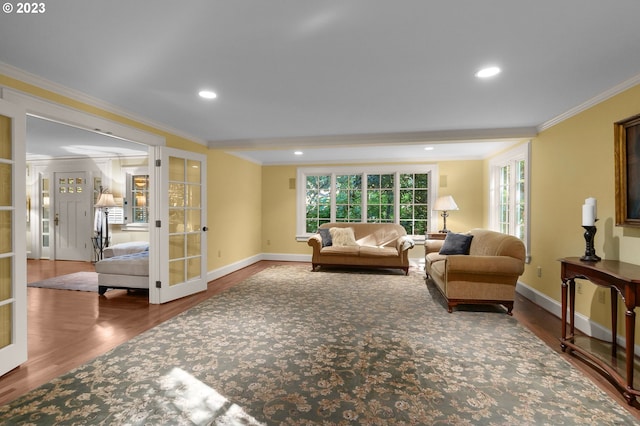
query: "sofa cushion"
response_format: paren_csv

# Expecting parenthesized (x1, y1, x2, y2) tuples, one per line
(320, 246, 360, 256)
(439, 232, 473, 255)
(359, 245, 398, 258)
(318, 228, 333, 247)
(330, 227, 358, 247)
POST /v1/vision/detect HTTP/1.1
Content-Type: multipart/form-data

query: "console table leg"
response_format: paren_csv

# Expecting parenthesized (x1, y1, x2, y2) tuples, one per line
(561, 279, 568, 349)
(611, 288, 618, 358)
(569, 279, 576, 339)
(625, 307, 636, 404)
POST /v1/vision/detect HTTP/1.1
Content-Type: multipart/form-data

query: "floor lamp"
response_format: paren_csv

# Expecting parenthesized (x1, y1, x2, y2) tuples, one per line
(95, 192, 118, 257)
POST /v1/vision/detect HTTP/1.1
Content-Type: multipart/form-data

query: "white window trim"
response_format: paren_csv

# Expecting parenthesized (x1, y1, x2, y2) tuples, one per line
(488, 141, 531, 262)
(296, 164, 439, 240)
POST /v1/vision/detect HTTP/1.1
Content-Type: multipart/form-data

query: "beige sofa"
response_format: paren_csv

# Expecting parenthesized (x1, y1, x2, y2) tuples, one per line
(308, 223, 415, 274)
(425, 229, 525, 314)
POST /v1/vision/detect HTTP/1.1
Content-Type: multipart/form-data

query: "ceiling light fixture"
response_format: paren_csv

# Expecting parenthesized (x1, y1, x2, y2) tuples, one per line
(424, 146, 435, 151)
(294, 151, 303, 155)
(198, 90, 217, 99)
(475, 66, 501, 78)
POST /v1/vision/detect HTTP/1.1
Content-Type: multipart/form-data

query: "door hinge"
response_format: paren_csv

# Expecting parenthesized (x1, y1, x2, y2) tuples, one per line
(156, 281, 161, 288)
(156, 220, 161, 228)
(156, 159, 161, 167)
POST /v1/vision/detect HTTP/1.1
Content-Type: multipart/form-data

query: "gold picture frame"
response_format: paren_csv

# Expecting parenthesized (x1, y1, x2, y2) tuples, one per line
(615, 113, 640, 227)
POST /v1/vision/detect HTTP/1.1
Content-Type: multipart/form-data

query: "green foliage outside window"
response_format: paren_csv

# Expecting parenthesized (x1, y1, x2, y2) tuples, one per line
(336, 174, 362, 222)
(306, 175, 331, 232)
(399, 173, 429, 235)
(302, 170, 432, 236)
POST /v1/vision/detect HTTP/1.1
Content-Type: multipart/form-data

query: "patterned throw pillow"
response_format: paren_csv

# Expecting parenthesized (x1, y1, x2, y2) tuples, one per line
(439, 232, 473, 255)
(329, 227, 359, 247)
(318, 228, 332, 247)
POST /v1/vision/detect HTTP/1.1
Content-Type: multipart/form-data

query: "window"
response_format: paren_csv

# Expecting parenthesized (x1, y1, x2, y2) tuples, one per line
(130, 174, 149, 223)
(489, 142, 530, 261)
(297, 165, 438, 239)
(121, 168, 149, 230)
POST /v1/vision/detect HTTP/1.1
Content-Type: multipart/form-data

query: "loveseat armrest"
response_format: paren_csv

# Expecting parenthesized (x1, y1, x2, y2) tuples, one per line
(307, 234, 322, 250)
(396, 235, 415, 252)
(425, 239, 445, 255)
(445, 255, 525, 276)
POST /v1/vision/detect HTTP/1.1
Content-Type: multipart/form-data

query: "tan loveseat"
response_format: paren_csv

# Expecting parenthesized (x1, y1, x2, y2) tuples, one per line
(425, 229, 525, 315)
(308, 223, 415, 274)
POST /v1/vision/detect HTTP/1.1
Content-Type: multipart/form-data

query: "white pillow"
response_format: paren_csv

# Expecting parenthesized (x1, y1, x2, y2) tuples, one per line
(329, 227, 358, 247)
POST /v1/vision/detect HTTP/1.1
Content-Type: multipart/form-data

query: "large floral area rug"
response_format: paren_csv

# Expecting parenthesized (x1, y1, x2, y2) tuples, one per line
(2, 265, 638, 425)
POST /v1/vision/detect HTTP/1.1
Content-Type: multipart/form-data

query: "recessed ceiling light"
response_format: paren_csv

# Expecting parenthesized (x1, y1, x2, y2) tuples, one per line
(294, 151, 304, 155)
(424, 146, 435, 151)
(475, 66, 501, 78)
(198, 90, 217, 99)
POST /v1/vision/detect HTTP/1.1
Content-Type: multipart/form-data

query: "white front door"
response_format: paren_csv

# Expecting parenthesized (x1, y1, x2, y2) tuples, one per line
(53, 171, 90, 261)
(149, 147, 207, 304)
(0, 99, 27, 377)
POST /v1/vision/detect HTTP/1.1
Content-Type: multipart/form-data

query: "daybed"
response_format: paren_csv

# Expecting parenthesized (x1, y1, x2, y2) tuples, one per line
(95, 242, 149, 295)
(307, 222, 415, 274)
(425, 229, 526, 315)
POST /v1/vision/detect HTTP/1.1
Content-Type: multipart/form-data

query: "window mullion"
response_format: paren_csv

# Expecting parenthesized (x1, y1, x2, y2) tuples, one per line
(394, 172, 400, 225)
(330, 173, 337, 222)
(362, 172, 368, 223)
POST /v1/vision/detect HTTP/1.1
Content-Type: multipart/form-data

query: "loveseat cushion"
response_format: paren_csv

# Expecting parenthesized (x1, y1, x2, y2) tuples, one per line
(439, 232, 473, 255)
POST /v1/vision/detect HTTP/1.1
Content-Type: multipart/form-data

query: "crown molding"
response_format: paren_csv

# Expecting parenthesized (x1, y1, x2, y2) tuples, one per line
(538, 72, 640, 132)
(209, 127, 538, 150)
(0, 61, 207, 146)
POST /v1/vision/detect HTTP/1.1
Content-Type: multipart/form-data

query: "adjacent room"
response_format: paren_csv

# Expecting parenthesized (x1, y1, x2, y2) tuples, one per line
(2, 1, 640, 424)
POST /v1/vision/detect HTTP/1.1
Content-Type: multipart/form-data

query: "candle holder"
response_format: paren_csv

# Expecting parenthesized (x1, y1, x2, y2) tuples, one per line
(580, 225, 601, 262)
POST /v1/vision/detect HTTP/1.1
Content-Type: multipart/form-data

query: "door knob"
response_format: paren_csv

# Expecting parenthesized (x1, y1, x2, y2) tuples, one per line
(202, 226, 208, 232)
(54, 213, 59, 226)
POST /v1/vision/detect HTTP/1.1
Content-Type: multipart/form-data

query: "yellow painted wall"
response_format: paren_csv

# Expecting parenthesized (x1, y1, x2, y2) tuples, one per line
(262, 165, 299, 254)
(261, 160, 486, 257)
(207, 150, 262, 269)
(437, 160, 485, 233)
(522, 83, 640, 335)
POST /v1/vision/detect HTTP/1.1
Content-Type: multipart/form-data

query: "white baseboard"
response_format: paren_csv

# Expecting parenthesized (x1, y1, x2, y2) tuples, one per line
(206, 253, 311, 282)
(516, 280, 640, 353)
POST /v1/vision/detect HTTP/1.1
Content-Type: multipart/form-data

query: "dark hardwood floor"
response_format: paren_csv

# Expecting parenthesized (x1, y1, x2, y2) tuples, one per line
(2, 260, 639, 421)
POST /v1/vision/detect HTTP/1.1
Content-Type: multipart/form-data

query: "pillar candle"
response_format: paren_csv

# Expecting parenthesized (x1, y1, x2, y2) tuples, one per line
(582, 203, 595, 226)
(585, 197, 597, 220)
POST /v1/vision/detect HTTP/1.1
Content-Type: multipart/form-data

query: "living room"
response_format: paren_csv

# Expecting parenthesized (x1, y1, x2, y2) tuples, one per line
(2, 2, 640, 423)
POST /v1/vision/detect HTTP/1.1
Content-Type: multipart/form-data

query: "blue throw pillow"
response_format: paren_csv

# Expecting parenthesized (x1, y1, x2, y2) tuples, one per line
(439, 232, 473, 255)
(318, 228, 332, 247)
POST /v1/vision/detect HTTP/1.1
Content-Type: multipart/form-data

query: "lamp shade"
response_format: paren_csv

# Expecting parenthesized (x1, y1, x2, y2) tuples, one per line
(433, 195, 459, 211)
(95, 193, 118, 208)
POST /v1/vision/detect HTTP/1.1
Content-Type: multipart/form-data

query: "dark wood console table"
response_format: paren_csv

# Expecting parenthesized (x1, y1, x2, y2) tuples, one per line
(560, 257, 640, 404)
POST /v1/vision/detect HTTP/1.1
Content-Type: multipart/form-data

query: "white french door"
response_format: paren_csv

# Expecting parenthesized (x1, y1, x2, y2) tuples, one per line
(149, 147, 207, 304)
(53, 171, 90, 261)
(0, 99, 27, 377)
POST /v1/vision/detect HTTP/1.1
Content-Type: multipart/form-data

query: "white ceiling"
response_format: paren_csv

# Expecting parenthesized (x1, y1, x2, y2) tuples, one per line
(4, 1, 640, 164)
(26, 116, 148, 160)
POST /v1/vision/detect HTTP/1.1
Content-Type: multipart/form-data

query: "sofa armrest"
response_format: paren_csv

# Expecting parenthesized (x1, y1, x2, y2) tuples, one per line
(307, 234, 322, 250)
(445, 255, 525, 276)
(425, 239, 444, 255)
(397, 236, 415, 252)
